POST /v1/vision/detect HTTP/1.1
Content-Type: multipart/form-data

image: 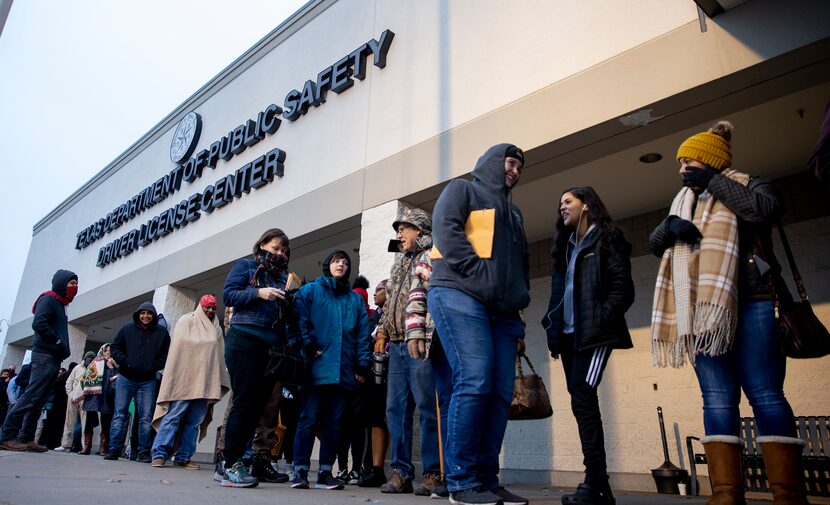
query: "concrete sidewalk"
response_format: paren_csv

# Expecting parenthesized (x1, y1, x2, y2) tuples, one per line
(0, 450, 779, 505)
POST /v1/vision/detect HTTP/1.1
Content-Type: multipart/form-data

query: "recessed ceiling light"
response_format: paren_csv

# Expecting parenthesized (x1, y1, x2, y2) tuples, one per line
(102, 326, 111, 330)
(639, 152, 663, 164)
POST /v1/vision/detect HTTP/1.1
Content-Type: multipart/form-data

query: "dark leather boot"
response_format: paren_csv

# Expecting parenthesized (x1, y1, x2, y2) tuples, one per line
(702, 436, 746, 505)
(759, 437, 809, 505)
(98, 433, 108, 456)
(80, 432, 93, 455)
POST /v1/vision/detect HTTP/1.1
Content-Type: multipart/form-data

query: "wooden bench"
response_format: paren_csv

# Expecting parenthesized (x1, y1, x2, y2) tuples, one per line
(686, 416, 830, 497)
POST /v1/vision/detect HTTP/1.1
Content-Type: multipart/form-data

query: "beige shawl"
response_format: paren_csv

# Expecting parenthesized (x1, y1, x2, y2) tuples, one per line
(651, 170, 749, 368)
(152, 307, 230, 439)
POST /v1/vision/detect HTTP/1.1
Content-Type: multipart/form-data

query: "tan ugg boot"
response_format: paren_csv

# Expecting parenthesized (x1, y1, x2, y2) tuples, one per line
(758, 436, 809, 505)
(702, 435, 747, 505)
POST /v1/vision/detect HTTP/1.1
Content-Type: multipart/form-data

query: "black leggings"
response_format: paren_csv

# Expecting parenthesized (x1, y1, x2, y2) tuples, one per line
(559, 333, 612, 487)
(84, 411, 113, 437)
(223, 327, 278, 467)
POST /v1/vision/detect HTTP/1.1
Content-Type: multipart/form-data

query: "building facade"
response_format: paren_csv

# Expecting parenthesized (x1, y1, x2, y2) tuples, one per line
(4, 0, 830, 491)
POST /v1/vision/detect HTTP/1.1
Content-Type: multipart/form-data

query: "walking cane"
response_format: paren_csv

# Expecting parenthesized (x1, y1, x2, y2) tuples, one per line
(435, 391, 444, 476)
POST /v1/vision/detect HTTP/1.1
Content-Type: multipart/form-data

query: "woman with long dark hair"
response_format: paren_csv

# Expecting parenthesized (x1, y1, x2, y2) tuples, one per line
(542, 186, 635, 505)
(219, 228, 293, 488)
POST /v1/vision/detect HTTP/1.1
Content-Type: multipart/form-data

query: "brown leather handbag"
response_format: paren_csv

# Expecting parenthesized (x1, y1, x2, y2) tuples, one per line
(509, 354, 553, 421)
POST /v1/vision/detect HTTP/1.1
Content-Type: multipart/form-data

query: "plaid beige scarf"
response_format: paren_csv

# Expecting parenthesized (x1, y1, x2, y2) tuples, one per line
(651, 170, 749, 367)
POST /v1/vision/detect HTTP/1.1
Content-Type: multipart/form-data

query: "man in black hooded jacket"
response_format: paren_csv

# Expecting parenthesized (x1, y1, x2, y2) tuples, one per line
(1, 269, 77, 452)
(104, 302, 170, 462)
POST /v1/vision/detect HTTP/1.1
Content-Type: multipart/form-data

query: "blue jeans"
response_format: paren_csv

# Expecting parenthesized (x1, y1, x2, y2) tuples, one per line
(109, 376, 156, 455)
(430, 335, 453, 475)
(694, 300, 796, 437)
(293, 385, 349, 472)
(1, 351, 60, 442)
(151, 399, 209, 461)
(386, 341, 440, 479)
(427, 287, 523, 492)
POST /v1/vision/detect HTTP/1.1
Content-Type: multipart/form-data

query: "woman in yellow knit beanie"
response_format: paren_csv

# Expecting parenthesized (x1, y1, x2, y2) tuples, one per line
(648, 121, 807, 504)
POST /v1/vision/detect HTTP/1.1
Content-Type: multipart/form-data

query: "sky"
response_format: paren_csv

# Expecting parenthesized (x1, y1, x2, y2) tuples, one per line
(0, 0, 308, 336)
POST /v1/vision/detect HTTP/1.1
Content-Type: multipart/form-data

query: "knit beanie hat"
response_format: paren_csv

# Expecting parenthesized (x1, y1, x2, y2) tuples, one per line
(84, 351, 96, 360)
(676, 120, 733, 170)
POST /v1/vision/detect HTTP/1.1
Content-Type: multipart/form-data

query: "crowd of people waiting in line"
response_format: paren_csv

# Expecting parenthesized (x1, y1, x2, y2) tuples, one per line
(3, 119, 829, 505)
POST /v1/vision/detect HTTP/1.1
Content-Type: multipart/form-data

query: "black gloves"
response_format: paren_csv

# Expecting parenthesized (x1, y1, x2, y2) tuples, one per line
(682, 165, 717, 190)
(304, 342, 322, 359)
(667, 216, 702, 245)
(355, 365, 370, 379)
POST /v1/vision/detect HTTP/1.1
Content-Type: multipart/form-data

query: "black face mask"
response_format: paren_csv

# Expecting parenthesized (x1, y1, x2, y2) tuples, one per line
(272, 255, 289, 271)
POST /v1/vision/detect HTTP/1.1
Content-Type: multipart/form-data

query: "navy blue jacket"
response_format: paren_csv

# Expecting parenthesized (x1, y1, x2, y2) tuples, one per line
(32, 269, 76, 361)
(223, 258, 298, 345)
(110, 302, 170, 382)
(430, 143, 530, 312)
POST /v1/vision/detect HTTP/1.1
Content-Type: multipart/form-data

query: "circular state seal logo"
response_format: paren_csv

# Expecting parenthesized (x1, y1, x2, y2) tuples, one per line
(169, 111, 202, 164)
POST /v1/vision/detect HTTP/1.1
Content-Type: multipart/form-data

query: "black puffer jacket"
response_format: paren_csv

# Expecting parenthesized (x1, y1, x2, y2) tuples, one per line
(110, 302, 170, 382)
(648, 175, 783, 301)
(542, 227, 635, 358)
(430, 143, 530, 312)
(32, 269, 76, 361)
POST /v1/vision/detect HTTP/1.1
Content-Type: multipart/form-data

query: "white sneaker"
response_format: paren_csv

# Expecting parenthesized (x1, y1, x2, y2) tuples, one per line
(53, 447, 70, 452)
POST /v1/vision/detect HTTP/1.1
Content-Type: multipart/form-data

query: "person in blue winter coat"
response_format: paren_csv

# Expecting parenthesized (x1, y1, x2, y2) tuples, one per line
(1, 269, 78, 452)
(290, 250, 372, 491)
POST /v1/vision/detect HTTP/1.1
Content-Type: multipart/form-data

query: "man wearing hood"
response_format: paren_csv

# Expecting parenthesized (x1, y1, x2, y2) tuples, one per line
(1, 269, 78, 452)
(427, 144, 530, 505)
(151, 294, 229, 469)
(374, 208, 444, 496)
(290, 250, 372, 491)
(104, 301, 170, 462)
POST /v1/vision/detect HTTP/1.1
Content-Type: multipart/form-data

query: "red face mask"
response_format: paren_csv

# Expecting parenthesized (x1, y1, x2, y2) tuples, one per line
(65, 284, 78, 302)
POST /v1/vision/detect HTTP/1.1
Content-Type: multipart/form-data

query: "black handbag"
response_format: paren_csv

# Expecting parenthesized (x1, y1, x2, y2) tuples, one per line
(759, 224, 830, 359)
(265, 343, 311, 386)
(509, 354, 553, 421)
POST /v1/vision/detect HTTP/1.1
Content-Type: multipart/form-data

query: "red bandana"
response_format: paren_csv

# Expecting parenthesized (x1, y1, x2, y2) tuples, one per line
(31, 291, 71, 313)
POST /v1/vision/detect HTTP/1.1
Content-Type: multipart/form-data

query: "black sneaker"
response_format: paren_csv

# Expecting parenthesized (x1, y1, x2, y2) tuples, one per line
(357, 467, 386, 487)
(335, 468, 349, 483)
(103, 452, 119, 461)
(136, 451, 152, 463)
(315, 470, 345, 490)
(449, 486, 504, 505)
(213, 460, 225, 483)
(291, 469, 309, 489)
(561, 482, 615, 505)
(347, 469, 361, 485)
(251, 458, 289, 483)
(492, 486, 527, 505)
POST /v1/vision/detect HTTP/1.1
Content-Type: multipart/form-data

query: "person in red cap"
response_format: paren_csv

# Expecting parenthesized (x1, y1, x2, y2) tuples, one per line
(149, 294, 229, 469)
